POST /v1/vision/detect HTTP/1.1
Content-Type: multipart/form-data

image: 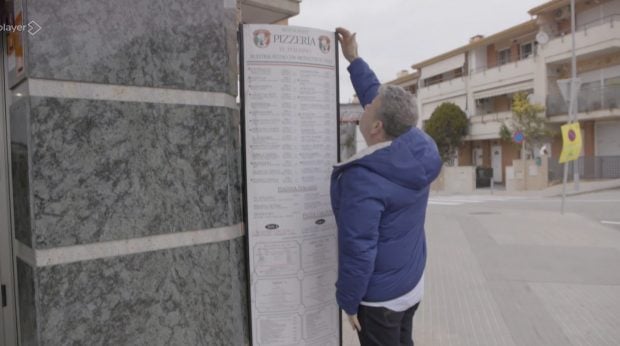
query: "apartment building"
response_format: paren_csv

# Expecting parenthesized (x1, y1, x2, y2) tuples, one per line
(533, 0, 620, 180)
(388, 0, 620, 184)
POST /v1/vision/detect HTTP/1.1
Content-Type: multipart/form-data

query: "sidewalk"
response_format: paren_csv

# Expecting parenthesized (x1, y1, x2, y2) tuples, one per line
(342, 202, 620, 345)
(432, 178, 620, 198)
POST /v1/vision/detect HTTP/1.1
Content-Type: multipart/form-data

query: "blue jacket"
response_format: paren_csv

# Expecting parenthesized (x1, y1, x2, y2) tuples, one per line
(331, 58, 442, 315)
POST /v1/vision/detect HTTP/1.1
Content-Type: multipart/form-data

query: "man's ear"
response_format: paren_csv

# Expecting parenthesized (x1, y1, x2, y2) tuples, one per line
(371, 119, 384, 134)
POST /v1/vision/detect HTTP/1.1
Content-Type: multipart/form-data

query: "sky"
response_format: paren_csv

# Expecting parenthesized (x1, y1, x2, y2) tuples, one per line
(290, 0, 547, 103)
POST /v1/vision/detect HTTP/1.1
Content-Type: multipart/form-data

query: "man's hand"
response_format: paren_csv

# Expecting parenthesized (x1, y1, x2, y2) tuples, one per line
(347, 314, 362, 332)
(336, 27, 359, 63)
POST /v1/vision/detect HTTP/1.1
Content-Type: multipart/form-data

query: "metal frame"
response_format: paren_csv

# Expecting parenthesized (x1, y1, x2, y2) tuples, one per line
(0, 33, 19, 346)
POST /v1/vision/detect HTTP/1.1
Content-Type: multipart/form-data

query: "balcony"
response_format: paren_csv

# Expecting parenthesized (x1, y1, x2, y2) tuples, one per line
(470, 57, 536, 95)
(241, 0, 301, 24)
(418, 77, 466, 103)
(546, 84, 620, 117)
(540, 14, 620, 63)
(467, 111, 512, 140)
(548, 156, 620, 181)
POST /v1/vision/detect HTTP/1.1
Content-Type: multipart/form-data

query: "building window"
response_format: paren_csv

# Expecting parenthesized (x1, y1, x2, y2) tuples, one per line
(520, 42, 534, 59)
(423, 74, 443, 87)
(475, 97, 493, 114)
(497, 48, 511, 66)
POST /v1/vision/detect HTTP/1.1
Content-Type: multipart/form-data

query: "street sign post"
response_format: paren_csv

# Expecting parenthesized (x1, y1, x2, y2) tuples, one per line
(561, 0, 579, 214)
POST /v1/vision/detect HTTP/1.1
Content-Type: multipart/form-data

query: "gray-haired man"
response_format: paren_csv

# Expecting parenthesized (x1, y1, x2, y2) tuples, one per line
(330, 27, 442, 346)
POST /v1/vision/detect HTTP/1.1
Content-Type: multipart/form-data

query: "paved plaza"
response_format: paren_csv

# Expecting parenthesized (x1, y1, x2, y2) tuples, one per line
(343, 187, 620, 346)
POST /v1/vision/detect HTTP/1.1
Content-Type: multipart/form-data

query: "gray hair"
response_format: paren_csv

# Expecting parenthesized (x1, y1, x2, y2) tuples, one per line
(376, 84, 418, 139)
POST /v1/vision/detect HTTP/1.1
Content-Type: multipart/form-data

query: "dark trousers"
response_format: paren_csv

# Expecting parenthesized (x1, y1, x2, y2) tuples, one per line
(356, 303, 420, 346)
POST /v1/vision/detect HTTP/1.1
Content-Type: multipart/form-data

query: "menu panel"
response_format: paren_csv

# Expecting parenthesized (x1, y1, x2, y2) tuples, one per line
(241, 24, 340, 346)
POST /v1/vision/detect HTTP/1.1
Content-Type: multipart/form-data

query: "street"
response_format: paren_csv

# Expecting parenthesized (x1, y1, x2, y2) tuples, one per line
(343, 188, 620, 346)
(429, 189, 620, 228)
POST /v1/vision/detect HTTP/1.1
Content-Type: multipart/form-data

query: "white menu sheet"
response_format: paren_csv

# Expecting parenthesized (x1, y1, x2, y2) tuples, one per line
(241, 24, 340, 346)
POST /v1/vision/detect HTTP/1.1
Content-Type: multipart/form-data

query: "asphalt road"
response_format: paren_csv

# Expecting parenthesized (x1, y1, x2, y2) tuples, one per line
(428, 188, 620, 231)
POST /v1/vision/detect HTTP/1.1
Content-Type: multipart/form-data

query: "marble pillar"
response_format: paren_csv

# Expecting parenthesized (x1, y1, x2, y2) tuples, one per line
(9, 0, 247, 344)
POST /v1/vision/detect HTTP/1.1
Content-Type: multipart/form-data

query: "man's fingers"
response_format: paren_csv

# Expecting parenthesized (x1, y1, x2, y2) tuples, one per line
(336, 27, 351, 37)
(347, 315, 362, 332)
(353, 316, 362, 332)
(336, 27, 353, 40)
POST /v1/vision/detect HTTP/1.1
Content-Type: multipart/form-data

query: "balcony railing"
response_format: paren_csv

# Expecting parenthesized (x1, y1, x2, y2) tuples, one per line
(469, 54, 535, 75)
(548, 156, 620, 181)
(576, 14, 620, 34)
(546, 84, 620, 117)
(551, 14, 620, 39)
(422, 74, 465, 88)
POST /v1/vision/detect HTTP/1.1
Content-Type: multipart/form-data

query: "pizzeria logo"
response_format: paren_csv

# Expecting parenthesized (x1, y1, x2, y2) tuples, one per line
(319, 35, 331, 54)
(253, 29, 271, 48)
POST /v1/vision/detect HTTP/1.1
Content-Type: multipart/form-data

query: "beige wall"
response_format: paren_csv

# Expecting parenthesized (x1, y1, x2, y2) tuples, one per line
(494, 95, 512, 112)
(458, 141, 473, 166)
(511, 41, 520, 62)
(506, 157, 549, 191)
(582, 120, 596, 157)
(502, 140, 521, 184)
(487, 44, 497, 68)
(444, 166, 477, 193)
(482, 141, 492, 167)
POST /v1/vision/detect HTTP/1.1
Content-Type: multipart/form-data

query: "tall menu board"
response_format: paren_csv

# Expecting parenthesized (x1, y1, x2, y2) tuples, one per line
(240, 24, 340, 346)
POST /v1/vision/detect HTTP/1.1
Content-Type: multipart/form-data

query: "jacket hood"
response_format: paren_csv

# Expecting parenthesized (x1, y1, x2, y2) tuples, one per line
(335, 128, 442, 190)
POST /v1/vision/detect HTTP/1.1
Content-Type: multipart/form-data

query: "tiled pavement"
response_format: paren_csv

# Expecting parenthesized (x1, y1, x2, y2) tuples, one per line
(342, 207, 620, 346)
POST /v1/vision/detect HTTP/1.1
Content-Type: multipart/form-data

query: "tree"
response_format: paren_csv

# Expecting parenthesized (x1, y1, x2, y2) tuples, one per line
(424, 102, 469, 164)
(499, 92, 554, 157)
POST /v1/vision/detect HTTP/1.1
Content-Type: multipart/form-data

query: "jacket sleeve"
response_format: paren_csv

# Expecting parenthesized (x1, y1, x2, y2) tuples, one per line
(348, 58, 381, 108)
(335, 166, 384, 315)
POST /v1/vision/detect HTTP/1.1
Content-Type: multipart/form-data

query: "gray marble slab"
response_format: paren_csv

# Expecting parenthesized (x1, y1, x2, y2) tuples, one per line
(227, 110, 243, 225)
(25, 0, 237, 94)
(32, 238, 248, 345)
(10, 98, 33, 247)
(16, 258, 38, 346)
(27, 96, 241, 248)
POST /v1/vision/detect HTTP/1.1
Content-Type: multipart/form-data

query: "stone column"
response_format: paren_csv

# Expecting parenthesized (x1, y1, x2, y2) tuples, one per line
(9, 0, 247, 344)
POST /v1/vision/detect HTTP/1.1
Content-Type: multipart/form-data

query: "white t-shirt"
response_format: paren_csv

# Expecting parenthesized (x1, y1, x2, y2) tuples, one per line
(360, 273, 424, 312)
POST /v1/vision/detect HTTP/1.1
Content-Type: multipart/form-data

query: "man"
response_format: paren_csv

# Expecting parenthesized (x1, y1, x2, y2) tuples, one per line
(331, 27, 442, 346)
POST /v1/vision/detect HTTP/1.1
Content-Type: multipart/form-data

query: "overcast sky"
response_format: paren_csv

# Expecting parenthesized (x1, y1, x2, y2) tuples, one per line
(290, 0, 546, 103)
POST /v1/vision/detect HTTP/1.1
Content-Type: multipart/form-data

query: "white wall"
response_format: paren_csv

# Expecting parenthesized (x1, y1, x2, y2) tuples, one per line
(469, 47, 488, 73)
(443, 166, 476, 193)
(596, 120, 620, 156)
(421, 96, 467, 121)
(421, 54, 465, 79)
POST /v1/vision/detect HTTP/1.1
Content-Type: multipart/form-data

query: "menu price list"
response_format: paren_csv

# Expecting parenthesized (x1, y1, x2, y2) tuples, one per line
(243, 24, 340, 346)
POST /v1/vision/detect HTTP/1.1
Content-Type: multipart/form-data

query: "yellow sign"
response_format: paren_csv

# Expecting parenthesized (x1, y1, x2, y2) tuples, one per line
(559, 122, 582, 163)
